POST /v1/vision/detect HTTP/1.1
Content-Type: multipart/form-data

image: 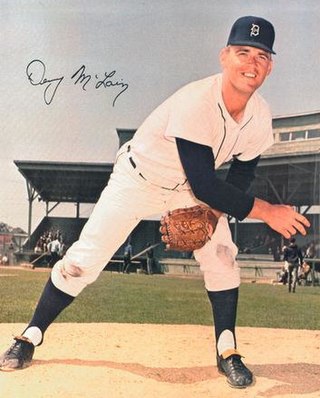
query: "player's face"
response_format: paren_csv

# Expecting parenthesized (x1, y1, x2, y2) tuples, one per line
(220, 46, 273, 95)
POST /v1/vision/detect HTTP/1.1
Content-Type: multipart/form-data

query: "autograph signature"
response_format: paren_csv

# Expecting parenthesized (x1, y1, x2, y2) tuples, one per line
(26, 60, 64, 105)
(71, 65, 129, 107)
(26, 59, 129, 107)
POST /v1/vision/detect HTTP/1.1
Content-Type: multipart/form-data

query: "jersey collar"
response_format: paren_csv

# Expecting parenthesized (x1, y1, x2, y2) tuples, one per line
(216, 73, 254, 129)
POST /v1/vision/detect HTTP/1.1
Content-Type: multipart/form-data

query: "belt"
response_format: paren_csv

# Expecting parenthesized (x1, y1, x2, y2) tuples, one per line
(127, 145, 187, 191)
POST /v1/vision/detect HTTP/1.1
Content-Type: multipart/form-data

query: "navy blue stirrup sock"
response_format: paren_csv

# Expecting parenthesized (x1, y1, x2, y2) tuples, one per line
(27, 277, 75, 336)
(207, 287, 239, 349)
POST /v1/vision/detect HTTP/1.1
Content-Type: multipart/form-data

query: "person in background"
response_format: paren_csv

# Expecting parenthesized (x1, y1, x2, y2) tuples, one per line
(122, 240, 133, 273)
(47, 236, 61, 268)
(283, 238, 303, 293)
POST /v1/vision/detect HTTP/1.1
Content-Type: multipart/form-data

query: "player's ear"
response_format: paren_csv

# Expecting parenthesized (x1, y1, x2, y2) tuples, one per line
(266, 58, 273, 76)
(219, 47, 229, 69)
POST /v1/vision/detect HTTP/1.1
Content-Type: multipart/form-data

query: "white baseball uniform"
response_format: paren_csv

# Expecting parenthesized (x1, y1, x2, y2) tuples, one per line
(51, 73, 274, 296)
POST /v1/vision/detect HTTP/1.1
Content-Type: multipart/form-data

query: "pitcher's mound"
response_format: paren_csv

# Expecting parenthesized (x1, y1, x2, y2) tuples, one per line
(0, 323, 319, 398)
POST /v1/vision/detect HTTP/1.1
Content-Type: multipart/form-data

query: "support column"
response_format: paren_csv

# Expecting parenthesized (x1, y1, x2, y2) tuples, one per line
(75, 203, 80, 218)
(26, 181, 38, 249)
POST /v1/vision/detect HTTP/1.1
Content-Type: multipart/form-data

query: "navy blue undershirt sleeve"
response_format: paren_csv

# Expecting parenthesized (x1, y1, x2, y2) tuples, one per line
(176, 137, 257, 220)
(225, 155, 260, 192)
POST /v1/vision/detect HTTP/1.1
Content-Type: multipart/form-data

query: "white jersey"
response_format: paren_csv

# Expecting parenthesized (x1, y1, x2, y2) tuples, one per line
(129, 73, 274, 188)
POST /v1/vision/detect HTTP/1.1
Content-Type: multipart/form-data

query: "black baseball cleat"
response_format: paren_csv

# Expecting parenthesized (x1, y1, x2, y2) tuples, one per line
(217, 349, 253, 388)
(0, 336, 35, 371)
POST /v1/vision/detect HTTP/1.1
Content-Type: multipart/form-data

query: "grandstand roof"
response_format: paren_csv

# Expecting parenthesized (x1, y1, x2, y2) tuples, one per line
(14, 160, 114, 204)
(14, 151, 320, 210)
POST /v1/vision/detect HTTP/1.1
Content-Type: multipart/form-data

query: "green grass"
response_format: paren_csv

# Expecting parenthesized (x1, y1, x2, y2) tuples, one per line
(0, 268, 319, 330)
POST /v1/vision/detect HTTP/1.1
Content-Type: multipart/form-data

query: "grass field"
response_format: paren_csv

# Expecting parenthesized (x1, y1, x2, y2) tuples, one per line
(0, 267, 319, 330)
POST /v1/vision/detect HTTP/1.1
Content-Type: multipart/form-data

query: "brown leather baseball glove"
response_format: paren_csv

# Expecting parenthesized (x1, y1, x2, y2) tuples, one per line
(159, 205, 218, 251)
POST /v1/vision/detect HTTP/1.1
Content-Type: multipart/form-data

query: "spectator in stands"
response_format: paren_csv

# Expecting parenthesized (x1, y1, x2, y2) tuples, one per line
(283, 238, 303, 293)
(36, 229, 66, 255)
(34, 246, 42, 254)
(252, 233, 265, 248)
(297, 241, 316, 286)
(56, 229, 62, 242)
(269, 236, 281, 261)
(305, 241, 315, 260)
(47, 236, 61, 268)
(58, 240, 66, 258)
(34, 240, 42, 254)
(298, 261, 311, 285)
(278, 265, 288, 285)
(1, 254, 9, 265)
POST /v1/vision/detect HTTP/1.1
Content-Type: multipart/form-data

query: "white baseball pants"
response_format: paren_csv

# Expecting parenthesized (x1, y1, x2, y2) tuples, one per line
(51, 147, 240, 296)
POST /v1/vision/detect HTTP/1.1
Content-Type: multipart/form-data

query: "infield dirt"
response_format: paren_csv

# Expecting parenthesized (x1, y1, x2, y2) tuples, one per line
(0, 323, 319, 398)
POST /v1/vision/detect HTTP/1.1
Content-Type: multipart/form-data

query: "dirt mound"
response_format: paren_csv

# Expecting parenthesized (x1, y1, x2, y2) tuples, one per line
(0, 323, 319, 398)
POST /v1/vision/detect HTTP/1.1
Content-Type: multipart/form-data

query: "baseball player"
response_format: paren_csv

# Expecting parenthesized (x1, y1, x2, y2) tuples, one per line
(0, 16, 310, 389)
(283, 237, 303, 293)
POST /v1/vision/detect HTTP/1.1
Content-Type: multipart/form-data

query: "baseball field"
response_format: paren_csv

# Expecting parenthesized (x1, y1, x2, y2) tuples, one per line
(0, 266, 319, 398)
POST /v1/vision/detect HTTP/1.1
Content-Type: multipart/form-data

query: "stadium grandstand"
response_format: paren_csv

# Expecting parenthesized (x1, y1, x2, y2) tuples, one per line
(13, 111, 320, 275)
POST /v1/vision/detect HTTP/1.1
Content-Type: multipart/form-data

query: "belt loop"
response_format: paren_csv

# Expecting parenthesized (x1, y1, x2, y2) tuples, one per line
(127, 145, 131, 152)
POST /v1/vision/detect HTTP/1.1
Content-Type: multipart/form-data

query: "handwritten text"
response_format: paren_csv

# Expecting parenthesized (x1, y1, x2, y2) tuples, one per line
(26, 59, 129, 107)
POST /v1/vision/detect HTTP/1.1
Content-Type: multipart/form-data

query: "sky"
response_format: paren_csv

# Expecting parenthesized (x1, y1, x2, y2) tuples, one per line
(1, 0, 320, 232)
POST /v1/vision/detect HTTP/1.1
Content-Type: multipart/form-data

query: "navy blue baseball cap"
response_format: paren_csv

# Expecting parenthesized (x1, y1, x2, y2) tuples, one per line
(227, 16, 276, 54)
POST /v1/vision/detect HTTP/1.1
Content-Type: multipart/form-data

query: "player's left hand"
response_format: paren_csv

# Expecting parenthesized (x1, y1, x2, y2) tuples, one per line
(252, 200, 310, 239)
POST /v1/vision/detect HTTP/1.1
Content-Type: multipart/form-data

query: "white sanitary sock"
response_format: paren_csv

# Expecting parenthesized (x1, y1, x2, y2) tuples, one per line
(217, 329, 235, 356)
(22, 326, 42, 346)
